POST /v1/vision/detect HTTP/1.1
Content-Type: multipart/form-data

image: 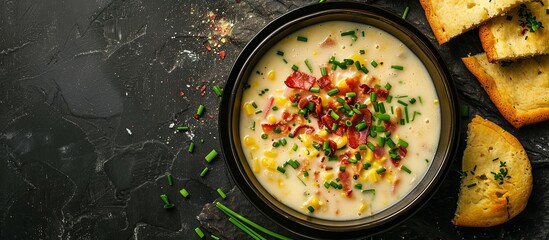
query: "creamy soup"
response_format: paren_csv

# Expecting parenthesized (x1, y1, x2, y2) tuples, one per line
(239, 21, 440, 220)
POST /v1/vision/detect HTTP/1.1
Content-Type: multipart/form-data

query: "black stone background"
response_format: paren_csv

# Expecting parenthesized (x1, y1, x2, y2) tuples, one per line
(1, 0, 548, 239)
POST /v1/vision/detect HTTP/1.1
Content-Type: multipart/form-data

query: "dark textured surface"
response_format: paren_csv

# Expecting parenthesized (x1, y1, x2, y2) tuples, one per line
(1, 0, 548, 239)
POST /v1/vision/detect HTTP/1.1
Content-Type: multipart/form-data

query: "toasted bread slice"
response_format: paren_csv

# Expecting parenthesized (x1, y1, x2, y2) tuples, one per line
(452, 116, 532, 227)
(420, 0, 529, 44)
(462, 53, 549, 128)
(480, 2, 549, 62)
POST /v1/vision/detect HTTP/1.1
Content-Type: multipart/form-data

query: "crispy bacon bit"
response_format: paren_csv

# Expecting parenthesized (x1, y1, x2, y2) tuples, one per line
(282, 111, 297, 122)
(373, 88, 389, 101)
(292, 125, 315, 136)
(261, 123, 290, 134)
(317, 75, 332, 89)
(319, 114, 345, 136)
(345, 77, 360, 89)
(263, 96, 274, 117)
(374, 146, 385, 159)
(359, 84, 371, 94)
(310, 96, 322, 117)
(298, 97, 309, 109)
(219, 50, 225, 59)
(284, 71, 316, 90)
(347, 109, 372, 148)
(338, 170, 352, 197)
(397, 145, 407, 157)
(320, 36, 336, 47)
(391, 178, 400, 194)
(328, 140, 337, 156)
(383, 120, 397, 132)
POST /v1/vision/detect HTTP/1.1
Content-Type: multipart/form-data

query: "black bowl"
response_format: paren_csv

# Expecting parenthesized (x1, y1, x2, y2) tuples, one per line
(219, 2, 459, 239)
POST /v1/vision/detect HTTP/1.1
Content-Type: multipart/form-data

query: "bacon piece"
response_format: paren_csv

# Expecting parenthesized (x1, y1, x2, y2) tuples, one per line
(383, 120, 397, 132)
(373, 88, 389, 101)
(310, 95, 322, 117)
(391, 178, 400, 194)
(397, 145, 408, 157)
(281, 111, 297, 122)
(284, 71, 316, 90)
(345, 77, 360, 89)
(320, 36, 336, 47)
(263, 97, 274, 118)
(359, 84, 371, 94)
(261, 123, 290, 134)
(338, 170, 352, 197)
(319, 114, 345, 136)
(298, 97, 309, 109)
(346, 109, 372, 148)
(374, 146, 385, 159)
(292, 125, 315, 136)
(317, 75, 332, 89)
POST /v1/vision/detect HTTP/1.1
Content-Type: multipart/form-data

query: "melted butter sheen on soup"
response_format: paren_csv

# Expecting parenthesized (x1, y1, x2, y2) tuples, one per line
(239, 21, 441, 220)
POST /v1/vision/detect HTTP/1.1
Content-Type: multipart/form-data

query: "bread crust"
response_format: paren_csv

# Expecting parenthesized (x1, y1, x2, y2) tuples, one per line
(479, 24, 498, 62)
(461, 55, 549, 128)
(452, 116, 532, 227)
(419, 0, 449, 44)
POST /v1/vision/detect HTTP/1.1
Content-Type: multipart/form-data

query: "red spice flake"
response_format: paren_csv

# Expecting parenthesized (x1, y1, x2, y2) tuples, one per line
(219, 50, 225, 59)
(179, 91, 185, 97)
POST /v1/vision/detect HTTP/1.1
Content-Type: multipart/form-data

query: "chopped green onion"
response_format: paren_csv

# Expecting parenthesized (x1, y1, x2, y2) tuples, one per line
(331, 123, 338, 131)
(359, 144, 367, 150)
(346, 92, 357, 98)
(376, 167, 386, 174)
(272, 106, 279, 111)
(354, 60, 361, 70)
(292, 143, 298, 151)
(180, 188, 189, 198)
(211, 235, 220, 240)
(361, 65, 369, 74)
(305, 59, 313, 73)
(273, 127, 282, 133)
(385, 82, 392, 90)
(200, 167, 209, 177)
(398, 139, 409, 148)
(374, 113, 390, 121)
(213, 85, 223, 97)
(339, 166, 346, 172)
(297, 36, 308, 42)
(321, 67, 327, 76)
(386, 138, 396, 149)
(327, 88, 339, 96)
(362, 189, 375, 194)
(217, 188, 227, 199)
(195, 227, 205, 238)
(255, 110, 262, 114)
(378, 136, 386, 147)
(397, 100, 408, 106)
(363, 162, 371, 170)
(348, 158, 357, 164)
(345, 120, 352, 126)
(188, 142, 195, 153)
(272, 142, 280, 147)
(402, 6, 410, 19)
(391, 65, 404, 70)
(277, 166, 286, 173)
(323, 141, 330, 150)
(177, 126, 189, 131)
(405, 106, 409, 123)
(336, 97, 345, 103)
(379, 102, 386, 114)
(205, 149, 219, 162)
(371, 60, 378, 68)
(291, 64, 298, 71)
(355, 152, 362, 160)
(356, 121, 367, 131)
(359, 49, 365, 54)
(341, 30, 356, 36)
(409, 98, 416, 104)
(330, 110, 340, 120)
(370, 129, 377, 137)
(309, 86, 320, 93)
(401, 165, 412, 174)
(261, 133, 268, 139)
(303, 171, 309, 177)
(461, 104, 469, 118)
(370, 92, 377, 102)
(196, 104, 205, 117)
(367, 142, 376, 151)
(328, 155, 338, 161)
(279, 138, 287, 146)
(283, 58, 288, 64)
(386, 95, 393, 103)
(160, 194, 175, 209)
(355, 183, 363, 189)
(276, 50, 284, 56)
(167, 174, 173, 186)
(307, 206, 315, 213)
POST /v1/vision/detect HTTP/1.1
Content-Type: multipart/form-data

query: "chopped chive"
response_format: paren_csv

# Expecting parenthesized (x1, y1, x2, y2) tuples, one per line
(205, 149, 219, 162)
(327, 88, 339, 96)
(411, 111, 421, 121)
(367, 142, 376, 151)
(188, 142, 195, 153)
(359, 144, 367, 150)
(272, 142, 280, 147)
(330, 110, 340, 120)
(251, 102, 258, 108)
(341, 30, 356, 36)
(200, 167, 209, 177)
(196, 104, 205, 116)
(409, 98, 416, 104)
(211, 235, 220, 240)
(374, 113, 390, 121)
(361, 65, 369, 74)
(279, 138, 287, 146)
(379, 102, 386, 114)
(303, 171, 309, 177)
(291, 64, 298, 71)
(397, 100, 408, 106)
(371, 60, 378, 68)
(355, 183, 363, 189)
(360, 49, 365, 54)
(272, 106, 279, 111)
(401, 165, 412, 174)
(370, 129, 377, 137)
(276, 50, 284, 56)
(277, 166, 286, 173)
(355, 152, 361, 160)
(305, 59, 313, 73)
(160, 194, 175, 209)
(292, 143, 298, 151)
(362, 189, 375, 194)
(373, 102, 379, 112)
(195, 227, 205, 238)
(331, 63, 337, 70)
(273, 127, 282, 133)
(356, 121, 367, 131)
(418, 96, 423, 104)
(461, 104, 469, 118)
(331, 123, 338, 131)
(180, 188, 189, 198)
(391, 106, 394, 114)
(346, 92, 357, 98)
(309, 86, 320, 93)
(255, 110, 262, 114)
(297, 36, 308, 42)
(402, 6, 410, 19)
(400, 119, 405, 125)
(336, 97, 345, 103)
(386, 138, 396, 149)
(217, 188, 227, 199)
(283, 58, 288, 64)
(345, 120, 352, 126)
(391, 65, 404, 70)
(376, 167, 386, 174)
(320, 67, 327, 76)
(370, 92, 377, 102)
(167, 174, 173, 186)
(343, 59, 354, 65)
(386, 95, 393, 103)
(352, 108, 361, 114)
(398, 139, 409, 148)
(328, 155, 338, 161)
(385, 82, 392, 90)
(307, 206, 315, 213)
(405, 106, 409, 123)
(339, 166, 346, 172)
(177, 126, 189, 131)
(363, 162, 371, 170)
(261, 133, 268, 139)
(355, 60, 361, 70)
(213, 85, 223, 97)
(348, 158, 358, 164)
(378, 136, 386, 147)
(323, 141, 330, 150)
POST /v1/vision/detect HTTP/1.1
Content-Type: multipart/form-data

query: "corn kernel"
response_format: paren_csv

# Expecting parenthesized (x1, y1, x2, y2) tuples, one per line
(347, 54, 366, 66)
(264, 149, 278, 158)
(336, 79, 349, 90)
(301, 134, 312, 147)
(365, 148, 374, 162)
(261, 157, 276, 170)
(267, 70, 276, 80)
(244, 102, 255, 115)
(303, 196, 321, 210)
(275, 97, 287, 106)
(312, 51, 317, 56)
(268, 115, 277, 124)
(369, 170, 378, 183)
(252, 158, 260, 173)
(244, 135, 256, 146)
(322, 171, 334, 182)
(318, 129, 328, 137)
(334, 136, 348, 149)
(304, 147, 319, 158)
(278, 179, 285, 188)
(358, 202, 368, 212)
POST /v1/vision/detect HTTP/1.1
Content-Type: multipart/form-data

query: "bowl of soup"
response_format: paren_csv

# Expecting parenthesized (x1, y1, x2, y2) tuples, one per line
(219, 2, 459, 238)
